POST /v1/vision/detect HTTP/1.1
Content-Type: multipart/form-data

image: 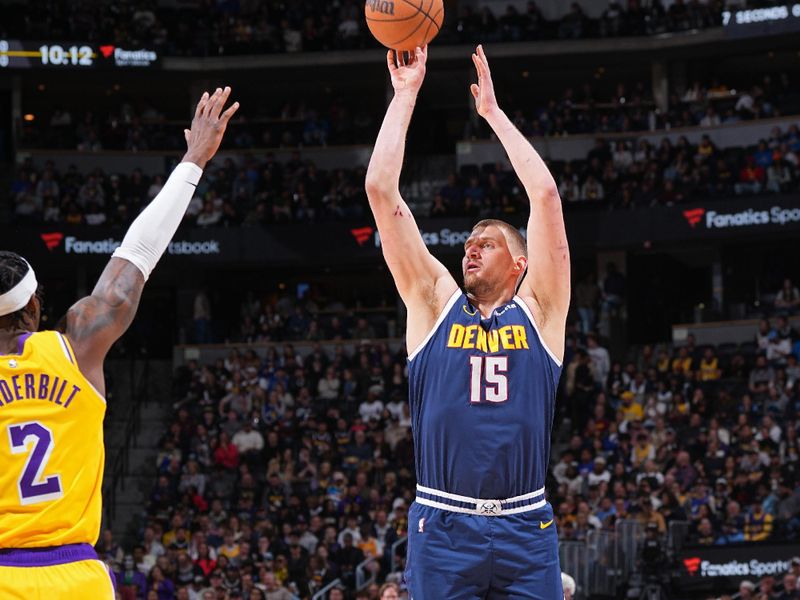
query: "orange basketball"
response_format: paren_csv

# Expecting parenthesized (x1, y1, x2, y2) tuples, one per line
(365, 0, 444, 52)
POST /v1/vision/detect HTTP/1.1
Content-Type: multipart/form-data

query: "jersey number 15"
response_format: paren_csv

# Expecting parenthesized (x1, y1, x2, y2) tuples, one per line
(469, 356, 508, 403)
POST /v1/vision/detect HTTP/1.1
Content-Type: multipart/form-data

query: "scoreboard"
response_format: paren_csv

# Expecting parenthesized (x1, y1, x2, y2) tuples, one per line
(0, 40, 160, 69)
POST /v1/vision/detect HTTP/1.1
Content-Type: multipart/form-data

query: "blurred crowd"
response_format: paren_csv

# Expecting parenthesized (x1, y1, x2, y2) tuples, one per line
(465, 73, 797, 140)
(559, 321, 800, 547)
(19, 101, 378, 152)
(93, 293, 800, 599)
(19, 71, 796, 153)
(13, 121, 800, 226)
(549, 125, 800, 207)
(2, 0, 768, 57)
(104, 336, 418, 599)
(11, 152, 370, 227)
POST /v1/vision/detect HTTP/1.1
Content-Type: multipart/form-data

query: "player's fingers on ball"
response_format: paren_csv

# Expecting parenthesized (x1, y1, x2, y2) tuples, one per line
(386, 50, 396, 71)
(470, 84, 479, 98)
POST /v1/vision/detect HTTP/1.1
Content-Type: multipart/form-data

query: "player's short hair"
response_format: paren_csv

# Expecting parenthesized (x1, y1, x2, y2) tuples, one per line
(472, 219, 527, 258)
(0, 251, 40, 326)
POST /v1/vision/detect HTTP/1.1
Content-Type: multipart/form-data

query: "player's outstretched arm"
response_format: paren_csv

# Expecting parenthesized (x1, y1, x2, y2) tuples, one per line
(65, 87, 239, 393)
(470, 45, 570, 358)
(365, 47, 456, 350)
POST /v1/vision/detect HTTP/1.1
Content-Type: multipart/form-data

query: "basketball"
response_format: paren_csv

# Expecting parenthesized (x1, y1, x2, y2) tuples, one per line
(365, 0, 444, 52)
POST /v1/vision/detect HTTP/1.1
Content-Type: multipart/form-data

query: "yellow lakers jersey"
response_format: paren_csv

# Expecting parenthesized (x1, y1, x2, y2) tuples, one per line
(0, 331, 105, 548)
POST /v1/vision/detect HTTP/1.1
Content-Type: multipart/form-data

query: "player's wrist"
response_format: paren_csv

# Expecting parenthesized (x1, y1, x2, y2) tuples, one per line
(481, 105, 505, 123)
(181, 151, 209, 170)
(393, 89, 419, 104)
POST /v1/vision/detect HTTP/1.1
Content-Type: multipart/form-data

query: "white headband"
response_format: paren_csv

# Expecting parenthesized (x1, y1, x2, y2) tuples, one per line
(0, 261, 37, 317)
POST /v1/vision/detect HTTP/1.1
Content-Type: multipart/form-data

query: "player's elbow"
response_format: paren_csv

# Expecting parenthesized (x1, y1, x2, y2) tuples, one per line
(541, 183, 560, 204)
(365, 175, 392, 198)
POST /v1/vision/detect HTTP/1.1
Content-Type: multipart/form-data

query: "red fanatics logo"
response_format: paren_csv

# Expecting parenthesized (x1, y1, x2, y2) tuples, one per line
(350, 227, 374, 246)
(40, 232, 64, 251)
(683, 557, 701, 576)
(683, 208, 706, 228)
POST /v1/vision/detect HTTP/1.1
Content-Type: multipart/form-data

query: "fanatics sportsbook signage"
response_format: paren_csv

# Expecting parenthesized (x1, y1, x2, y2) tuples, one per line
(11, 195, 800, 269)
(676, 543, 797, 591)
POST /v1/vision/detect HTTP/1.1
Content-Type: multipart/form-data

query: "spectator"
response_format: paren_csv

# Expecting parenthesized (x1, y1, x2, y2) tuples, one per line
(586, 334, 611, 387)
(778, 573, 799, 600)
(775, 279, 800, 313)
(574, 273, 600, 334)
(232, 420, 265, 460)
(117, 554, 148, 600)
(735, 156, 766, 195)
(744, 501, 773, 541)
(739, 580, 756, 600)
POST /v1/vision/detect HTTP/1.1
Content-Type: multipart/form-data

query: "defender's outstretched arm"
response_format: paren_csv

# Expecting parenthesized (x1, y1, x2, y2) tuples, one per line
(65, 87, 239, 393)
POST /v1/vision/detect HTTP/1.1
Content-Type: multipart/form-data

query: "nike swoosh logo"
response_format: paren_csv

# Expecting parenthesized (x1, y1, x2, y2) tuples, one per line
(540, 519, 554, 530)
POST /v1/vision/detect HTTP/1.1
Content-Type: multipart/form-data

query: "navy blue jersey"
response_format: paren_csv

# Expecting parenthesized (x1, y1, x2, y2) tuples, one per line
(407, 290, 562, 499)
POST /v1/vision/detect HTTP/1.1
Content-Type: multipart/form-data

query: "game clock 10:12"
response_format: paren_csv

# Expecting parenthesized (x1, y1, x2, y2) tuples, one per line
(0, 40, 95, 68)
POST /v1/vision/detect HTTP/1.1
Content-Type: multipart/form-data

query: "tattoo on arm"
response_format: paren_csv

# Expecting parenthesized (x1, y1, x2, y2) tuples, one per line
(68, 259, 145, 346)
(393, 204, 413, 218)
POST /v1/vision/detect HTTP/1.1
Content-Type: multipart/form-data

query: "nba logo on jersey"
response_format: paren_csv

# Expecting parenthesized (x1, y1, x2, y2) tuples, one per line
(418, 518, 425, 533)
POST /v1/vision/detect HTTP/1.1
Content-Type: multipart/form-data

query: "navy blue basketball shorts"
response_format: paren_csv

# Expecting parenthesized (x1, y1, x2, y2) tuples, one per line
(405, 501, 563, 600)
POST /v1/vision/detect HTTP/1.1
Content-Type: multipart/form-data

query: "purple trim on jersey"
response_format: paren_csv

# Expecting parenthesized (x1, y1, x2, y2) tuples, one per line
(16, 332, 32, 355)
(0, 543, 97, 567)
(107, 563, 118, 591)
(57, 333, 75, 364)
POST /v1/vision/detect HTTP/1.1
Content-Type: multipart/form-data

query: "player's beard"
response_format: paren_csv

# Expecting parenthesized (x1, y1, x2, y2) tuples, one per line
(464, 272, 496, 298)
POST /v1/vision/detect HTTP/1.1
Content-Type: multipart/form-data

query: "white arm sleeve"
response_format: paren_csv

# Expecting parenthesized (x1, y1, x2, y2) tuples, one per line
(111, 162, 203, 281)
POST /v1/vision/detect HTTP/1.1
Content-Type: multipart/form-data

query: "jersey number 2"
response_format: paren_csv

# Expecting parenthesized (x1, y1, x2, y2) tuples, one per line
(469, 356, 508, 403)
(8, 422, 63, 505)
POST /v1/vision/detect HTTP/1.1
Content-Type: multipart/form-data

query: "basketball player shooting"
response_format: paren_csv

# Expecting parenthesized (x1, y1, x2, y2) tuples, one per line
(0, 87, 238, 599)
(365, 46, 570, 599)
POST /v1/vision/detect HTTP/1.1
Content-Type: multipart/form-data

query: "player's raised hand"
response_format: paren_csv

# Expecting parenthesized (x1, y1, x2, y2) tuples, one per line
(387, 46, 428, 97)
(470, 45, 499, 118)
(182, 86, 240, 169)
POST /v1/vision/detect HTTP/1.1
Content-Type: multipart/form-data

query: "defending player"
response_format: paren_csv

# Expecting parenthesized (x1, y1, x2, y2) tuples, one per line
(365, 46, 570, 598)
(0, 87, 238, 598)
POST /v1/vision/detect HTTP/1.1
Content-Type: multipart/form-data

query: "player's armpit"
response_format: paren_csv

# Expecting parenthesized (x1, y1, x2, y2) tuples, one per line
(63, 257, 145, 394)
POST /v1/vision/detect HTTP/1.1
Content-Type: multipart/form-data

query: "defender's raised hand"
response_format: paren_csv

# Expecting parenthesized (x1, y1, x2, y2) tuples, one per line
(470, 45, 499, 118)
(387, 46, 428, 97)
(183, 86, 240, 168)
